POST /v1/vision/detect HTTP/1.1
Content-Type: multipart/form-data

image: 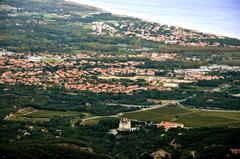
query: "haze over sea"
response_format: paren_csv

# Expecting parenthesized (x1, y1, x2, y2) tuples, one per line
(69, 0, 240, 39)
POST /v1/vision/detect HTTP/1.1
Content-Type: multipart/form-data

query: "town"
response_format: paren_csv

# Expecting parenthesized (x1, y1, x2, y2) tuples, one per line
(1, 49, 238, 94)
(92, 20, 240, 47)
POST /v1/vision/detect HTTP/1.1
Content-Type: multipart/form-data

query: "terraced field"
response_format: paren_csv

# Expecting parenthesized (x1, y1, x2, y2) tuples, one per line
(121, 105, 240, 127)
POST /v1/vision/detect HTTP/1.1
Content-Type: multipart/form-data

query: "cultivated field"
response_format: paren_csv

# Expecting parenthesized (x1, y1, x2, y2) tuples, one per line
(121, 105, 240, 127)
(5, 106, 240, 128)
(4, 107, 82, 123)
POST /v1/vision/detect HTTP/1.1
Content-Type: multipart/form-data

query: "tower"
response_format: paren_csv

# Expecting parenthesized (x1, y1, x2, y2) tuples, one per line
(118, 118, 131, 131)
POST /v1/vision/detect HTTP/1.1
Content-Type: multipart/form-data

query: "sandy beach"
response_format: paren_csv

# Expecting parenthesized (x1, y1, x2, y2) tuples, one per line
(67, 0, 240, 39)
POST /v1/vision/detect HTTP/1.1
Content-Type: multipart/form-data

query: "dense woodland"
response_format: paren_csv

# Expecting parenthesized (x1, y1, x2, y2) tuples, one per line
(0, 117, 239, 159)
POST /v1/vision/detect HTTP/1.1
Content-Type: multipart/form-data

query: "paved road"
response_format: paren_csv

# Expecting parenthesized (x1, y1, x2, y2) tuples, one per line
(81, 94, 240, 123)
(198, 108, 240, 113)
(81, 100, 178, 123)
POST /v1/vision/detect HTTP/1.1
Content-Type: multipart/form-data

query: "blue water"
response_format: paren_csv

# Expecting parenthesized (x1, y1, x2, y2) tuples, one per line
(69, 0, 240, 38)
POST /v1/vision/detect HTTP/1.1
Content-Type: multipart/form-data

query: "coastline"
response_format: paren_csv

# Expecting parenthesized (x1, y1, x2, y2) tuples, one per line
(67, 0, 240, 39)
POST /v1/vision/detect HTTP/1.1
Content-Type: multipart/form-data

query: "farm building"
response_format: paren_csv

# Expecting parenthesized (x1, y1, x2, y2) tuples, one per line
(156, 121, 184, 130)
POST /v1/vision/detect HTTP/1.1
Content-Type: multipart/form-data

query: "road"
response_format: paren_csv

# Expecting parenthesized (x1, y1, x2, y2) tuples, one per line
(81, 99, 179, 123)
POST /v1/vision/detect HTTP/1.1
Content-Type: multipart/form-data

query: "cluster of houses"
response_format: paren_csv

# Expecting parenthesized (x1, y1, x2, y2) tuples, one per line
(91, 20, 232, 47)
(0, 50, 185, 94)
(95, 67, 157, 76)
(1, 49, 238, 93)
(64, 83, 140, 94)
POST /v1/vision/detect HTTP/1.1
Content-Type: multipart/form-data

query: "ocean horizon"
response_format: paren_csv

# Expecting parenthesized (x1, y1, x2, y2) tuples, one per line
(68, 0, 240, 39)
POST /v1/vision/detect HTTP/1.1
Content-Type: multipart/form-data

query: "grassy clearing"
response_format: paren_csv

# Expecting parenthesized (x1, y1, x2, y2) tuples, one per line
(148, 106, 191, 115)
(5, 107, 82, 123)
(177, 113, 235, 127)
(82, 24, 92, 30)
(81, 118, 102, 125)
(217, 121, 240, 127)
(81, 117, 117, 125)
(121, 106, 240, 128)
(27, 110, 81, 118)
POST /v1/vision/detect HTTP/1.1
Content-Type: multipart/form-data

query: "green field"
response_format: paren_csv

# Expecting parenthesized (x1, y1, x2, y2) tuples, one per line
(4, 107, 82, 123)
(81, 117, 117, 125)
(121, 106, 240, 127)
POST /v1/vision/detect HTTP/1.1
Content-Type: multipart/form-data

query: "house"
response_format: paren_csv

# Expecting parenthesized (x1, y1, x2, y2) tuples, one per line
(150, 149, 172, 159)
(118, 118, 131, 131)
(230, 148, 240, 155)
(156, 121, 184, 130)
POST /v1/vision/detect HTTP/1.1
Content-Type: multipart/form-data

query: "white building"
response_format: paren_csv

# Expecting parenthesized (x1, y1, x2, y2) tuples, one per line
(118, 118, 131, 131)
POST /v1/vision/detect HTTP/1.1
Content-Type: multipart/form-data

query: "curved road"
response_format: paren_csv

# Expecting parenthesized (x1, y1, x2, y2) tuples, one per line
(81, 99, 179, 123)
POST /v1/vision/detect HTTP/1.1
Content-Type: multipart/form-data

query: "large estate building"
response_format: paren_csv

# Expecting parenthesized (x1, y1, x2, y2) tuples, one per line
(118, 118, 131, 131)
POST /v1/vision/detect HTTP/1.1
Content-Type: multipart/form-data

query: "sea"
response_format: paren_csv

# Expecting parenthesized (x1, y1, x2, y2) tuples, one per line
(68, 0, 240, 39)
